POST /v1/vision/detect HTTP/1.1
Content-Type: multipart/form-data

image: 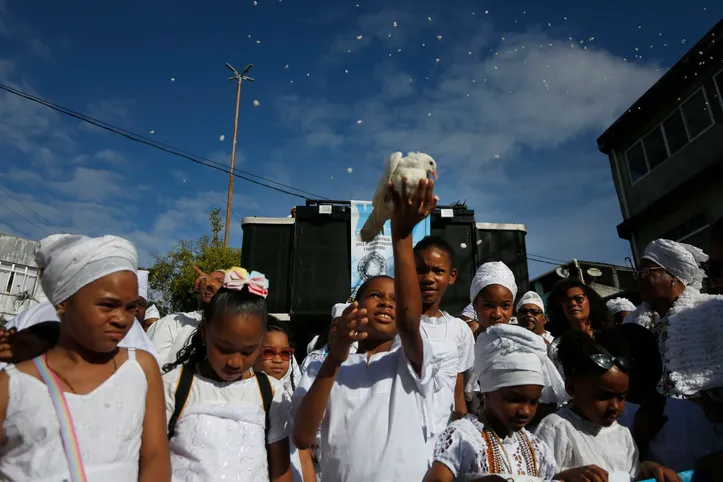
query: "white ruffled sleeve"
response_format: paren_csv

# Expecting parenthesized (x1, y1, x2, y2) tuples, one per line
(432, 423, 471, 478)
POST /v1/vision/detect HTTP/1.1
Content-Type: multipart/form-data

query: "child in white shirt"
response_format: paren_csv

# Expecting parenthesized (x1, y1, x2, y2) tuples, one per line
(536, 330, 679, 482)
(163, 267, 292, 482)
(292, 178, 456, 482)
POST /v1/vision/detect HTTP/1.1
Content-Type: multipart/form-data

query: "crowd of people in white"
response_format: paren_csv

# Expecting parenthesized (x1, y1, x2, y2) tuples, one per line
(0, 180, 721, 482)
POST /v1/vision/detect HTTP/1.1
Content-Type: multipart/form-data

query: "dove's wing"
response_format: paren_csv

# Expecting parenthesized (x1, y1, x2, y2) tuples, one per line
(359, 153, 400, 242)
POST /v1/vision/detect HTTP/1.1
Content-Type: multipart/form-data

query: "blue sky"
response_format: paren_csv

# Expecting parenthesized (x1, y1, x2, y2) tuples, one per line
(0, 0, 720, 277)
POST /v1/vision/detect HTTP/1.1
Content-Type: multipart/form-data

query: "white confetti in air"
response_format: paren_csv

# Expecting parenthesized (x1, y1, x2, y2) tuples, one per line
(345, 69, 349, 73)
(356, 35, 363, 40)
(220, 135, 225, 141)
(437, 35, 443, 40)
(435, 58, 440, 63)
(306, 73, 310, 77)
(356, 120, 362, 124)
(428, 16, 432, 22)
(285, 64, 289, 68)
(347, 167, 353, 174)
(485, 10, 489, 14)
(149, 130, 155, 134)
(493, 154, 501, 159)
(460, 243, 468, 249)
(253, 100, 260, 106)
(476, 240, 482, 245)
(256, 40, 261, 44)
(171, 77, 175, 82)
(253, 0, 257, 4)
(330, 176, 334, 180)
(393, 21, 397, 27)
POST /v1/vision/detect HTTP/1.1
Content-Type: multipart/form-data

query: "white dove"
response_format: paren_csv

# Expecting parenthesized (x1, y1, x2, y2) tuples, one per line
(359, 151, 438, 243)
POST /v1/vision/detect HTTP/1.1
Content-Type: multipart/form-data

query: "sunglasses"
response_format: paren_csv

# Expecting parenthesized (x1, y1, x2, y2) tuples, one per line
(562, 295, 587, 306)
(589, 353, 632, 373)
(634, 266, 665, 279)
(260, 347, 295, 361)
(518, 308, 544, 316)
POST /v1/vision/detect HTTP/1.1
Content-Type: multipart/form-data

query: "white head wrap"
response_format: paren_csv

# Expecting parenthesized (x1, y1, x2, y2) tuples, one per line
(137, 270, 149, 300)
(516, 291, 545, 313)
(606, 297, 636, 315)
(461, 303, 477, 320)
(144, 304, 160, 320)
(35, 234, 138, 305)
(473, 324, 568, 404)
(470, 261, 517, 303)
(642, 239, 708, 290)
(331, 303, 350, 319)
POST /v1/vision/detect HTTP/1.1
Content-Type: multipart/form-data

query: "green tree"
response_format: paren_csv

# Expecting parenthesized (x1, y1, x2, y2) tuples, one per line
(148, 209, 242, 315)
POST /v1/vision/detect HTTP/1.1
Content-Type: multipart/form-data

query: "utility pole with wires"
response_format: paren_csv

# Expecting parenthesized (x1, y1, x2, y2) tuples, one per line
(224, 63, 254, 248)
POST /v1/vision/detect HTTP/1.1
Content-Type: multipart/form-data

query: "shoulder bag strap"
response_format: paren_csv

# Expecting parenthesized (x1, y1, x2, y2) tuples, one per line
(32, 355, 88, 482)
(167, 364, 194, 439)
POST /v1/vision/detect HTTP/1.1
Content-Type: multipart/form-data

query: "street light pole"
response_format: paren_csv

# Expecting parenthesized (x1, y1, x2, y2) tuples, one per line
(224, 63, 254, 248)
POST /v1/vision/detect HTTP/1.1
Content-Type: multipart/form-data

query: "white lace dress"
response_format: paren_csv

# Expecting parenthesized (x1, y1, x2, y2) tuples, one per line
(163, 367, 290, 482)
(0, 349, 147, 482)
(535, 407, 639, 482)
(433, 414, 558, 481)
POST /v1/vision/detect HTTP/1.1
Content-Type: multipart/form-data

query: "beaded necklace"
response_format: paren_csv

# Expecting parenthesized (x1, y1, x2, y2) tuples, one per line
(478, 410, 538, 477)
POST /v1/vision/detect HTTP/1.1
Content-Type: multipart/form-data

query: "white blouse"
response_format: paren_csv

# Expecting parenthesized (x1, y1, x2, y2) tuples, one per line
(0, 350, 147, 482)
(163, 367, 290, 482)
(535, 407, 639, 481)
(433, 414, 558, 481)
(148, 311, 203, 367)
(293, 336, 457, 482)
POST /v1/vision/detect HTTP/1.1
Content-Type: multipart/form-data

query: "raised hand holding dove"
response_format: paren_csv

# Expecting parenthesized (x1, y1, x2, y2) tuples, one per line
(359, 151, 438, 243)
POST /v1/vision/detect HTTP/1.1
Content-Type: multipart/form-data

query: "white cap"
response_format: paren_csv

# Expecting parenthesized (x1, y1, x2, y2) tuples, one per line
(516, 291, 545, 314)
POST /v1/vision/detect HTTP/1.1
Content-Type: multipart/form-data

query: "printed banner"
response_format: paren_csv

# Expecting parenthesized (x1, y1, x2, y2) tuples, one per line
(349, 200, 431, 298)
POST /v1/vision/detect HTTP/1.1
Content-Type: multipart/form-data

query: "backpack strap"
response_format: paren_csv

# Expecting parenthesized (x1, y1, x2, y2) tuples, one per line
(167, 364, 194, 439)
(255, 371, 273, 437)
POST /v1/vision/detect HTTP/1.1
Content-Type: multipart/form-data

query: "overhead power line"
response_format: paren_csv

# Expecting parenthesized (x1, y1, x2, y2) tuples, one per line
(0, 185, 63, 232)
(0, 216, 35, 240)
(0, 203, 53, 236)
(0, 82, 330, 201)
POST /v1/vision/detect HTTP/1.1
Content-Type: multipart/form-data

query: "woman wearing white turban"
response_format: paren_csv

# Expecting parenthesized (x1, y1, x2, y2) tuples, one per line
(425, 324, 566, 482)
(625, 238, 723, 410)
(0, 234, 171, 481)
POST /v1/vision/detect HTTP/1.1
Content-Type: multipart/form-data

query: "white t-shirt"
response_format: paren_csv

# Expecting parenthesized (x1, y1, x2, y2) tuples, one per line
(420, 313, 470, 441)
(4, 301, 160, 366)
(536, 407, 640, 481)
(618, 398, 721, 472)
(147, 311, 203, 367)
(293, 336, 456, 482)
(163, 367, 290, 481)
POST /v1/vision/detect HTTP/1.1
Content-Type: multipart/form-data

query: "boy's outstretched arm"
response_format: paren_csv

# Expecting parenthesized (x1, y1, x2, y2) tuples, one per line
(390, 178, 437, 374)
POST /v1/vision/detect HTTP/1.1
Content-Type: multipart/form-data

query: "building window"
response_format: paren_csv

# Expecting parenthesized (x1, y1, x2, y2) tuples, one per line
(643, 126, 668, 169)
(681, 90, 714, 140)
(626, 141, 648, 183)
(625, 87, 714, 184)
(662, 111, 688, 155)
(0, 262, 38, 296)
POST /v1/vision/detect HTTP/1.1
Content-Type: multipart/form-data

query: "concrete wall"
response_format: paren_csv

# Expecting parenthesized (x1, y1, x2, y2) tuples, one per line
(630, 177, 723, 259)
